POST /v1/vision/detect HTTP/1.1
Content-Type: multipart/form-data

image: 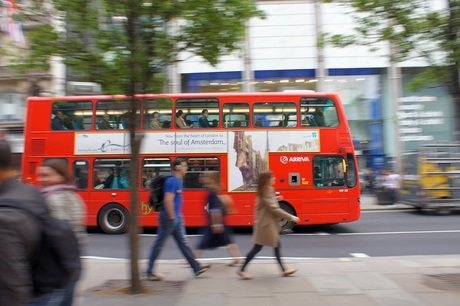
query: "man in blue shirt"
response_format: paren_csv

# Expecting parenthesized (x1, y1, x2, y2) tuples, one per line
(146, 158, 210, 281)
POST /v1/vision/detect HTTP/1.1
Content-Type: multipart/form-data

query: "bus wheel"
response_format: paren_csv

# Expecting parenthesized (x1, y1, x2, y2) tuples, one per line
(279, 202, 296, 231)
(98, 204, 129, 234)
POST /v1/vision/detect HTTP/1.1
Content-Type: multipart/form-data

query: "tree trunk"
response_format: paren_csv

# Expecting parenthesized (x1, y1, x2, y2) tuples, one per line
(128, 113, 143, 294)
(126, 0, 143, 294)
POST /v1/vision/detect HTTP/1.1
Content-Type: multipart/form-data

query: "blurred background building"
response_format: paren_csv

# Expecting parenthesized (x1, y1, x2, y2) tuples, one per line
(0, 0, 455, 171)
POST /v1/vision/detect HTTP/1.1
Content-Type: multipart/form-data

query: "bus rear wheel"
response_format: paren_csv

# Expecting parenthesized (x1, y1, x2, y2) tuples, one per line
(279, 202, 296, 231)
(98, 203, 129, 234)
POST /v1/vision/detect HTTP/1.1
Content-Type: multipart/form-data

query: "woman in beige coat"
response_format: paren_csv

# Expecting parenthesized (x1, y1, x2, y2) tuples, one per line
(238, 170, 299, 280)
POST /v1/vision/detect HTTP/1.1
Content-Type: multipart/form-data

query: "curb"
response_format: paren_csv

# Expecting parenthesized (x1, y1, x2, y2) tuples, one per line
(361, 204, 415, 212)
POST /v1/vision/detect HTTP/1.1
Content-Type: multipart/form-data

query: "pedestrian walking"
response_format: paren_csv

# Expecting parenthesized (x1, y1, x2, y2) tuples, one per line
(194, 172, 241, 266)
(34, 159, 87, 306)
(363, 168, 375, 195)
(146, 158, 211, 281)
(383, 169, 401, 204)
(0, 140, 81, 306)
(238, 170, 299, 280)
(0, 139, 43, 306)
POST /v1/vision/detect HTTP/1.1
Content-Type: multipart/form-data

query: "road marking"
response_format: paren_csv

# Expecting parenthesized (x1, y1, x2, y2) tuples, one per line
(350, 253, 370, 258)
(362, 209, 415, 213)
(81, 256, 129, 261)
(81, 256, 326, 262)
(337, 230, 460, 236)
(139, 234, 202, 237)
(109, 230, 460, 238)
(287, 232, 331, 236)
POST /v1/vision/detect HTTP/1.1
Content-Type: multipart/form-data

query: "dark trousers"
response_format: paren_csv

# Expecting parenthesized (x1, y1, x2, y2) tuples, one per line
(240, 243, 286, 272)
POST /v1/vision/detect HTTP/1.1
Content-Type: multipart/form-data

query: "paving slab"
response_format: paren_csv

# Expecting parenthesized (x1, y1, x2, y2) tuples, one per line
(386, 273, 441, 293)
(324, 294, 378, 306)
(75, 256, 460, 306)
(415, 292, 460, 306)
(366, 289, 426, 306)
(347, 271, 401, 290)
(308, 275, 362, 295)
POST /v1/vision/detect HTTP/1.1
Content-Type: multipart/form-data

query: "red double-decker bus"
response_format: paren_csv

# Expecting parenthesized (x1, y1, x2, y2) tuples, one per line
(22, 92, 361, 233)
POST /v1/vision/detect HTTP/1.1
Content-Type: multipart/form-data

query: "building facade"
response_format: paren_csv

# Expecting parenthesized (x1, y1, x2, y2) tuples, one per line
(0, 0, 455, 171)
(176, 0, 455, 170)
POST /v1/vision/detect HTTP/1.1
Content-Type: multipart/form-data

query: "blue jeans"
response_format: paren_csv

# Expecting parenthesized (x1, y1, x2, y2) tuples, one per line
(146, 214, 201, 275)
(29, 280, 77, 306)
(59, 280, 76, 306)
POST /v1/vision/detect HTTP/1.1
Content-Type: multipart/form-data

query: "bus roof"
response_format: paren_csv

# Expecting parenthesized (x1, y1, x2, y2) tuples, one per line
(27, 91, 341, 101)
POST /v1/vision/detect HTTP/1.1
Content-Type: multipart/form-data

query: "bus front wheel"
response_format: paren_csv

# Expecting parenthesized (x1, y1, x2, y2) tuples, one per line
(98, 203, 129, 234)
(279, 202, 296, 231)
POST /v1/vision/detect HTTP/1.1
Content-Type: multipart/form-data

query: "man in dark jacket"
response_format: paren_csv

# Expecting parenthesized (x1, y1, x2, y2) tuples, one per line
(0, 140, 47, 306)
(0, 139, 81, 306)
(198, 109, 211, 128)
(51, 111, 66, 130)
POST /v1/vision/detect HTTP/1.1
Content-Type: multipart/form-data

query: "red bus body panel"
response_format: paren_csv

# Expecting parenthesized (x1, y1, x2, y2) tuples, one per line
(22, 92, 361, 230)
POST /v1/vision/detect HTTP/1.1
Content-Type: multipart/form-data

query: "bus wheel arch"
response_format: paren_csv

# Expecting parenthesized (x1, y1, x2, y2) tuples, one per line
(98, 203, 129, 234)
(278, 201, 296, 231)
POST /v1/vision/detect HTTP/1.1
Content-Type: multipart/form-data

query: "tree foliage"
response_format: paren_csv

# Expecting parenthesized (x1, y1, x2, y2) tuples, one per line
(17, 0, 263, 94)
(3, 0, 263, 294)
(324, 0, 460, 129)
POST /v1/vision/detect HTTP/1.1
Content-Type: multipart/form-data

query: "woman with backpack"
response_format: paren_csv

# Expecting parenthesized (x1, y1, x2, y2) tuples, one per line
(33, 159, 86, 306)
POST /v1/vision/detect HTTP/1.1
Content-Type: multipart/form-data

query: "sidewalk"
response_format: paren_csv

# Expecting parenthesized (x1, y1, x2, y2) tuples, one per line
(75, 196, 459, 306)
(77, 255, 460, 306)
(360, 194, 414, 211)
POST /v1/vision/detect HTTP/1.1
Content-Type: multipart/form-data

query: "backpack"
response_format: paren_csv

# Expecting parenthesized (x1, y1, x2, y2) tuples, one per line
(0, 199, 81, 295)
(148, 175, 169, 212)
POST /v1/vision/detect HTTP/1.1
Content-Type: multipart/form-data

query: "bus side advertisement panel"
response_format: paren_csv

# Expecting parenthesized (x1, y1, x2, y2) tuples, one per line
(228, 130, 319, 191)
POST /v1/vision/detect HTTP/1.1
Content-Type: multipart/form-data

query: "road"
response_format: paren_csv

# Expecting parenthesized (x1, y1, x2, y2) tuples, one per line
(83, 210, 460, 260)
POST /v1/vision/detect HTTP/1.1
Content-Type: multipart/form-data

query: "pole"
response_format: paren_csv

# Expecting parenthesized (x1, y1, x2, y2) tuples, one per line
(389, 42, 403, 174)
(242, 21, 254, 92)
(315, 0, 326, 92)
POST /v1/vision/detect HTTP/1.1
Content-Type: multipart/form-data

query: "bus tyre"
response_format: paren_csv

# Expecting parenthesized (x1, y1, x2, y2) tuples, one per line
(98, 203, 129, 234)
(279, 202, 296, 231)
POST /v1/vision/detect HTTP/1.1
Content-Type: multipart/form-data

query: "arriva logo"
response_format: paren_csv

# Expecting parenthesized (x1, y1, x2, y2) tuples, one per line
(280, 156, 310, 164)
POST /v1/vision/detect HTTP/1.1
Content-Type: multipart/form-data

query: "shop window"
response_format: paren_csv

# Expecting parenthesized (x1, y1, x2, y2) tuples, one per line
(0, 90, 23, 122)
